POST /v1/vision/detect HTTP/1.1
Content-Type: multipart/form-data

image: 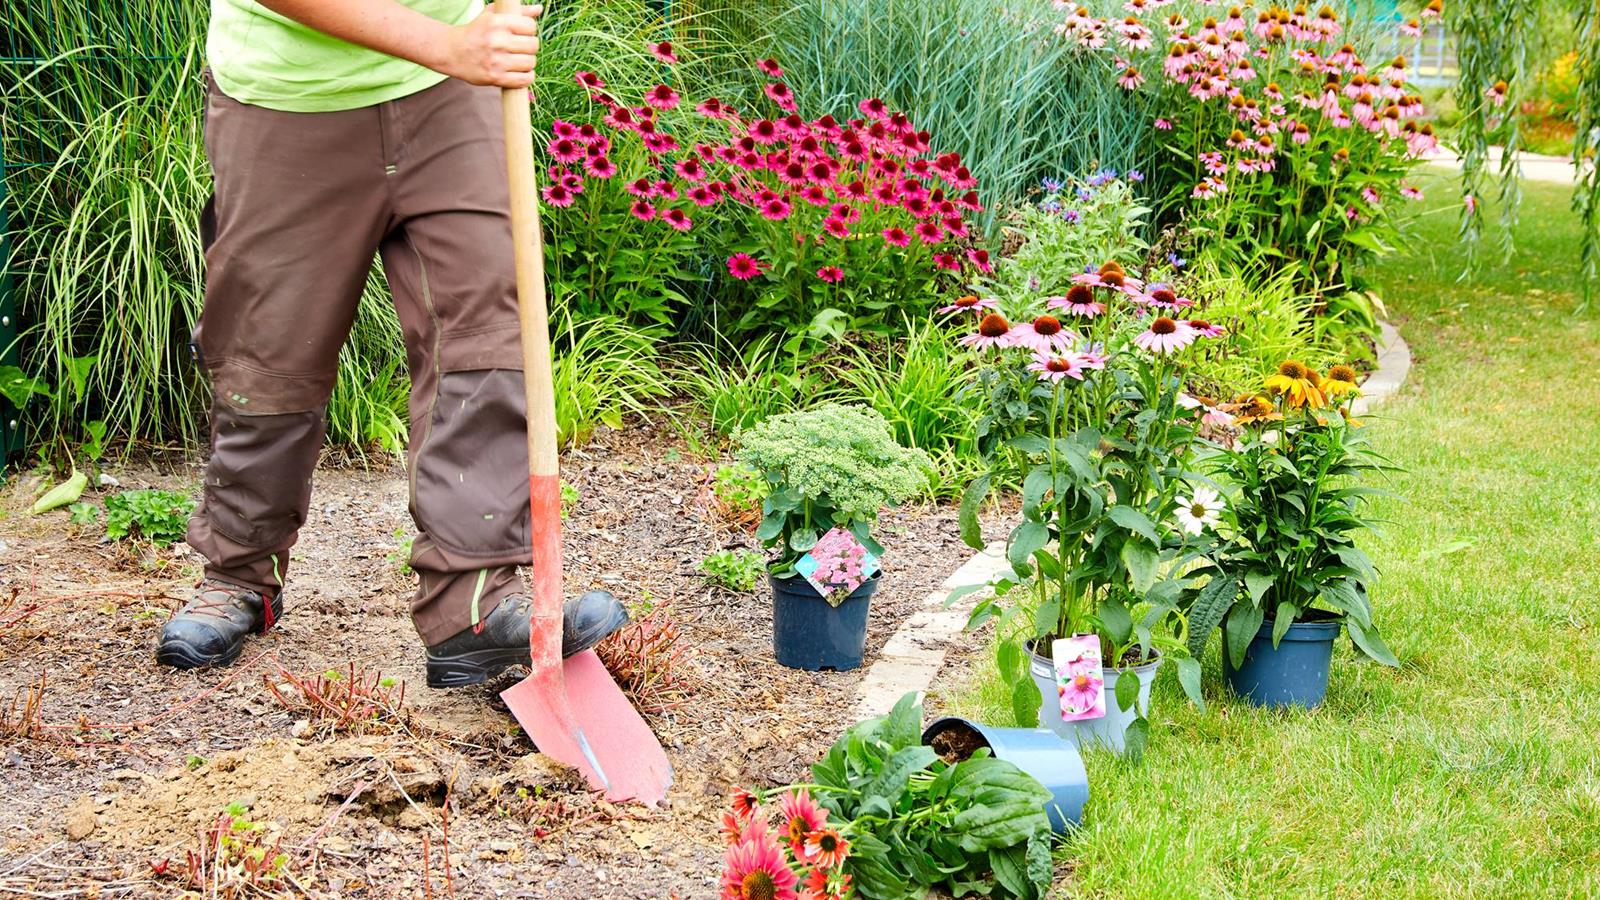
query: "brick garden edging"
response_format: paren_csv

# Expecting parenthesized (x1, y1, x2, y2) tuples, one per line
(849, 322, 1413, 718)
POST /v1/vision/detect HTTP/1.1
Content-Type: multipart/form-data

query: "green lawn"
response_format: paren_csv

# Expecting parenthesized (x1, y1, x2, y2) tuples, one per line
(941, 176, 1600, 897)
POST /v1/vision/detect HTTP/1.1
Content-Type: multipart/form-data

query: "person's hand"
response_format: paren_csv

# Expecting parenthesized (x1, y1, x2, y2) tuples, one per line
(438, 4, 542, 88)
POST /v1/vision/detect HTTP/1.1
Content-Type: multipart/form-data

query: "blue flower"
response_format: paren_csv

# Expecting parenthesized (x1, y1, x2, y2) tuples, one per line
(1041, 177, 1065, 193)
(1127, 169, 1144, 182)
(1041, 198, 1062, 213)
(1062, 209, 1081, 223)
(1077, 188, 1094, 202)
(1167, 251, 1187, 269)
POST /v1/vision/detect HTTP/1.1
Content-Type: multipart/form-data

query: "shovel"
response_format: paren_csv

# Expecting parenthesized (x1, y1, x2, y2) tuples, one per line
(494, 0, 672, 805)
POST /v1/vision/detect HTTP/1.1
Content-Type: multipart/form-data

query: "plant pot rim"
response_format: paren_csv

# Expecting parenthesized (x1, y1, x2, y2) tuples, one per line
(1258, 616, 1342, 641)
(1026, 640, 1162, 675)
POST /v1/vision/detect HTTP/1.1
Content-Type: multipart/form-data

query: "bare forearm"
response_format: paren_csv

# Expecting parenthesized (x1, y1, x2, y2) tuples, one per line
(254, 0, 542, 88)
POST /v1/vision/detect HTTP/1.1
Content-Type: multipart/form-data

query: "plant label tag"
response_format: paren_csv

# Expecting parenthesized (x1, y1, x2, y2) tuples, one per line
(1052, 634, 1106, 722)
(794, 527, 879, 605)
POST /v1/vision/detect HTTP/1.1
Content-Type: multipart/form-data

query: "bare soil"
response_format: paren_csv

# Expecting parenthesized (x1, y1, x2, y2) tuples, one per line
(0, 424, 989, 898)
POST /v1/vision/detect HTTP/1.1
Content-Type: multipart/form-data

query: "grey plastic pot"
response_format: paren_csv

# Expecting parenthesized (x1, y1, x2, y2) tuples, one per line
(770, 573, 878, 671)
(922, 717, 1088, 833)
(1223, 617, 1341, 708)
(1029, 646, 1159, 755)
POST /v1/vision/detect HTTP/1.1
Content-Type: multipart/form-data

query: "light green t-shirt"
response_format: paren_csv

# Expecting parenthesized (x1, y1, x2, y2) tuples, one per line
(207, 0, 481, 112)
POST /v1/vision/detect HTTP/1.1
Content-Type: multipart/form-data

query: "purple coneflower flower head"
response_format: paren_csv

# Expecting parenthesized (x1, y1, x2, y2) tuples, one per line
(1012, 315, 1079, 354)
(1047, 284, 1107, 318)
(1027, 351, 1086, 383)
(960, 313, 1015, 350)
(937, 295, 999, 316)
(1134, 316, 1198, 354)
(726, 253, 767, 280)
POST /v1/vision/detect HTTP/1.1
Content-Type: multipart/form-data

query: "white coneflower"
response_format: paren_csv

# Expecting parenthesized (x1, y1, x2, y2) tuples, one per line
(1175, 486, 1224, 535)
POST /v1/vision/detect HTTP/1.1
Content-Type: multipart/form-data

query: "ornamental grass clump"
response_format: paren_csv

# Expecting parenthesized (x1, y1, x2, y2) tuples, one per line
(735, 404, 932, 573)
(1182, 360, 1400, 667)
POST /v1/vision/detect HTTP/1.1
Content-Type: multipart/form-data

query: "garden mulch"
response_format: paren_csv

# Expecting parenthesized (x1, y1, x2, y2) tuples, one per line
(0, 423, 993, 898)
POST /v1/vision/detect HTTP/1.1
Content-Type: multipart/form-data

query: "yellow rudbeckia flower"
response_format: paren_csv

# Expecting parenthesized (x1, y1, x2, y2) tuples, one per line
(1323, 363, 1360, 399)
(1264, 360, 1325, 409)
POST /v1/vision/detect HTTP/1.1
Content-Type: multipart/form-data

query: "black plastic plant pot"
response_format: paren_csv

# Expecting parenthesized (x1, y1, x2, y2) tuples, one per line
(1223, 617, 1342, 709)
(922, 717, 1088, 833)
(770, 573, 878, 671)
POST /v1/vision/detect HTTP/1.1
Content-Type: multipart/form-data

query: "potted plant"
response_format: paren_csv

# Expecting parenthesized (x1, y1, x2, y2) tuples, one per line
(1183, 362, 1401, 708)
(735, 403, 931, 671)
(953, 253, 1220, 757)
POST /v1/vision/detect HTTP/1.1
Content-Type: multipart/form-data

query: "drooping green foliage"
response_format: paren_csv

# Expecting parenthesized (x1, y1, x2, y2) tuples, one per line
(104, 487, 196, 545)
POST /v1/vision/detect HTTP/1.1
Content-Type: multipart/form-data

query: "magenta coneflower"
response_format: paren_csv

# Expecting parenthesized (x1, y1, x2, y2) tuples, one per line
(696, 97, 726, 119)
(1048, 284, 1106, 318)
(757, 58, 785, 78)
(1134, 316, 1198, 354)
(933, 252, 961, 271)
(727, 253, 767, 280)
(1028, 350, 1085, 384)
(760, 198, 792, 221)
(882, 227, 911, 248)
(720, 833, 799, 900)
(824, 217, 850, 239)
(541, 183, 574, 208)
(654, 180, 680, 200)
(584, 155, 617, 179)
(1139, 284, 1193, 309)
(960, 313, 1015, 350)
(689, 186, 719, 207)
(650, 40, 677, 64)
(547, 137, 584, 164)
(625, 177, 654, 198)
(675, 156, 707, 182)
(967, 248, 993, 274)
(858, 97, 888, 120)
(937, 295, 999, 315)
(816, 265, 844, 283)
(830, 202, 862, 224)
(644, 84, 680, 110)
(1187, 318, 1227, 338)
(914, 220, 944, 244)
(662, 208, 692, 231)
(574, 71, 604, 90)
(795, 184, 827, 207)
(765, 81, 798, 112)
(551, 120, 578, 140)
(1013, 315, 1078, 353)
(629, 200, 656, 222)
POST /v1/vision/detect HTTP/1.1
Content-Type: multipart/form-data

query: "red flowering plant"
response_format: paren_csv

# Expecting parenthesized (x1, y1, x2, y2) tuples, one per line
(718, 788, 853, 900)
(548, 48, 990, 343)
(1057, 2, 1435, 291)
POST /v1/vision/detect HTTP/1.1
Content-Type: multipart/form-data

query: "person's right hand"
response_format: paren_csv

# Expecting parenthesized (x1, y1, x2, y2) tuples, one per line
(438, 4, 542, 88)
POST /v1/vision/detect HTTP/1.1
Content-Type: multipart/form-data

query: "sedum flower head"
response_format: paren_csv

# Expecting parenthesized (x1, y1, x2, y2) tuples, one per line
(734, 404, 933, 521)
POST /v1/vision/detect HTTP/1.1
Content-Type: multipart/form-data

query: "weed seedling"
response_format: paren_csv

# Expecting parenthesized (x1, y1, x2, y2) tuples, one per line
(698, 548, 766, 593)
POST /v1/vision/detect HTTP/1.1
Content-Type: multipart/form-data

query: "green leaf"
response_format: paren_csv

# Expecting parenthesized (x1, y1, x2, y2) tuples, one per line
(1009, 435, 1049, 455)
(67, 502, 99, 526)
(958, 474, 992, 551)
(1271, 602, 1296, 647)
(1176, 656, 1204, 711)
(1008, 522, 1049, 572)
(1121, 539, 1159, 593)
(996, 639, 1022, 679)
(789, 528, 819, 553)
(1113, 668, 1140, 714)
(1122, 715, 1149, 763)
(31, 471, 88, 515)
(1185, 575, 1237, 657)
(1021, 465, 1053, 516)
(755, 510, 784, 542)
(1244, 569, 1275, 606)
(949, 762, 1052, 852)
(1347, 616, 1399, 667)
(64, 356, 97, 404)
(990, 845, 1032, 899)
(1108, 505, 1160, 544)
(1010, 677, 1042, 729)
(864, 745, 938, 806)
(1225, 604, 1265, 668)
(1098, 596, 1133, 644)
(880, 692, 923, 751)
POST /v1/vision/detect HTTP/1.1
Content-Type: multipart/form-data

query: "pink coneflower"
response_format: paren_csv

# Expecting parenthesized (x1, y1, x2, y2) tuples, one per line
(967, 248, 993, 274)
(1012, 315, 1078, 353)
(1192, 177, 1228, 199)
(932, 252, 961, 271)
(821, 217, 848, 239)
(1485, 80, 1508, 107)
(1464, 194, 1478, 213)
(1048, 284, 1107, 319)
(858, 97, 888, 121)
(1139, 283, 1194, 309)
(720, 833, 799, 900)
(551, 120, 578, 140)
(689, 185, 719, 206)
(651, 40, 678, 64)
(625, 177, 654, 198)
(727, 253, 767, 280)
(1400, 184, 1424, 201)
(765, 81, 798, 112)
(654, 180, 679, 200)
(1186, 318, 1227, 338)
(1201, 151, 1228, 176)
(914, 220, 944, 244)
(643, 132, 679, 154)
(696, 97, 728, 119)
(583, 155, 617, 179)
(882, 227, 911, 247)
(816, 265, 844, 283)
(1400, 17, 1422, 37)
(749, 119, 780, 144)
(662, 208, 692, 231)
(547, 137, 584, 164)
(674, 156, 707, 183)
(1074, 346, 1109, 371)
(937, 295, 999, 315)
(1118, 66, 1146, 90)
(757, 58, 785, 78)
(629, 200, 656, 221)
(1362, 185, 1382, 206)
(1027, 350, 1085, 383)
(960, 312, 1014, 350)
(830, 202, 862, 224)
(796, 184, 828, 206)
(778, 789, 827, 858)
(574, 71, 604, 90)
(1135, 316, 1198, 354)
(1073, 264, 1145, 295)
(541, 183, 574, 208)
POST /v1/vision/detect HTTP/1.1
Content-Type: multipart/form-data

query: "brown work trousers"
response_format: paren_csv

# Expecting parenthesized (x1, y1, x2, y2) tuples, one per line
(188, 75, 532, 646)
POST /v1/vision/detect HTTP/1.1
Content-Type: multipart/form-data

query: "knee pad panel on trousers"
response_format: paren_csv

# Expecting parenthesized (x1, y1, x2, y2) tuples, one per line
(410, 369, 532, 558)
(199, 406, 325, 550)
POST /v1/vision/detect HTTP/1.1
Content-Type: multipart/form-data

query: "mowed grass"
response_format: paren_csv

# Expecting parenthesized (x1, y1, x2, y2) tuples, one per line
(940, 176, 1600, 898)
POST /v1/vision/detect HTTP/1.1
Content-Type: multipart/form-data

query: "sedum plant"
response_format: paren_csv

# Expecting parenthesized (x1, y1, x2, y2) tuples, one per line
(735, 404, 931, 573)
(1185, 361, 1400, 667)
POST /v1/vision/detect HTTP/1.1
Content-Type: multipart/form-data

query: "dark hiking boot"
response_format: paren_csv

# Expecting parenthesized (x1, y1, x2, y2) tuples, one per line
(155, 579, 282, 670)
(425, 591, 627, 688)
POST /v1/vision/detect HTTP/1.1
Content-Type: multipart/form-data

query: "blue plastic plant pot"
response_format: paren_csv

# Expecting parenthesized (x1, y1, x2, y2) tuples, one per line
(922, 717, 1088, 833)
(770, 573, 878, 671)
(1223, 617, 1342, 709)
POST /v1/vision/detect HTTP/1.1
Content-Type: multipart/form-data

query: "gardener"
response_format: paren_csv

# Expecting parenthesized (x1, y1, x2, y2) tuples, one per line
(156, 0, 626, 687)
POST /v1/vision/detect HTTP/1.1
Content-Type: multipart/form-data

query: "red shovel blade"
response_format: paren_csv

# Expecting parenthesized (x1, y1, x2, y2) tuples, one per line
(500, 653, 673, 805)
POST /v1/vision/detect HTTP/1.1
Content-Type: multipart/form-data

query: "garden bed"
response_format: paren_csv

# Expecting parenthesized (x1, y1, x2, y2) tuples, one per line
(0, 423, 986, 896)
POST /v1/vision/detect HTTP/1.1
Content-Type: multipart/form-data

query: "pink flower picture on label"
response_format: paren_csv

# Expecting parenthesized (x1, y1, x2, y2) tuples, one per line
(1052, 634, 1106, 721)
